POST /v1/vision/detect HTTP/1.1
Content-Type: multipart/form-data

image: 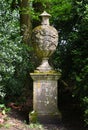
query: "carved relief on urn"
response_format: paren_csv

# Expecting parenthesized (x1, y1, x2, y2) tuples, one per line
(32, 11, 59, 72)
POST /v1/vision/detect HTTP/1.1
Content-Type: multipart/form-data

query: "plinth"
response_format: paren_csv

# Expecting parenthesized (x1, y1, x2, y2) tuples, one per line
(30, 72, 61, 117)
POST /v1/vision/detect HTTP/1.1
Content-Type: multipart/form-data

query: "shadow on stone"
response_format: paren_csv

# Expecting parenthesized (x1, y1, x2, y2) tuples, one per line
(38, 115, 62, 124)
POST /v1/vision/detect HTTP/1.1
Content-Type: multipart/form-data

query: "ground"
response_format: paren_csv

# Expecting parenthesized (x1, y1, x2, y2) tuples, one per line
(0, 101, 88, 130)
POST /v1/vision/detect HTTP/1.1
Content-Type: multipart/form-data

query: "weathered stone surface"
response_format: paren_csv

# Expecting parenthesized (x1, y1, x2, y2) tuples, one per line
(30, 12, 61, 123)
(36, 58, 53, 72)
(30, 72, 61, 116)
(32, 25, 58, 59)
(31, 11, 59, 72)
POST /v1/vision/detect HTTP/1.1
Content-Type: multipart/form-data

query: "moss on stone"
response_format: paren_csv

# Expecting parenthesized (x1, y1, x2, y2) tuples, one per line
(29, 111, 38, 123)
(33, 70, 61, 75)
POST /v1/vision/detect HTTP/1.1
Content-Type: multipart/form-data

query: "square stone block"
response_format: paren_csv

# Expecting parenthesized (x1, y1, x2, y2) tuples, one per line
(30, 72, 61, 116)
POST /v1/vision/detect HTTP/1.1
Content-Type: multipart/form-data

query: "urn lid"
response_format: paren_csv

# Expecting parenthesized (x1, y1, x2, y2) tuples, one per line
(40, 11, 51, 17)
(40, 11, 51, 25)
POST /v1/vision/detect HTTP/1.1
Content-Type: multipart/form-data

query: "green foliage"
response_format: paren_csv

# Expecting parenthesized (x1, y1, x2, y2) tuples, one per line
(51, 0, 88, 125)
(0, 0, 34, 102)
(29, 123, 44, 130)
(70, 2, 88, 123)
(0, 104, 11, 115)
(49, 0, 72, 21)
(83, 97, 88, 125)
(0, 42, 33, 101)
(29, 111, 38, 123)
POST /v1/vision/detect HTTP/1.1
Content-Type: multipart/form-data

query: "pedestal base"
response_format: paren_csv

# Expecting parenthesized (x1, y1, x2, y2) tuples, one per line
(30, 72, 61, 119)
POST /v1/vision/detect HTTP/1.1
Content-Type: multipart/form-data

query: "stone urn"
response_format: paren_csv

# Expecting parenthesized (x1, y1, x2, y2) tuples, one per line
(32, 11, 58, 72)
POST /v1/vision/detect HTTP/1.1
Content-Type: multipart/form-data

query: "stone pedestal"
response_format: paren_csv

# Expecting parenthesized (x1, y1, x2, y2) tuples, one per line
(30, 72, 61, 116)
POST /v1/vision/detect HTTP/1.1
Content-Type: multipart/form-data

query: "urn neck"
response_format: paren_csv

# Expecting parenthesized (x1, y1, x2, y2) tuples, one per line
(36, 58, 53, 72)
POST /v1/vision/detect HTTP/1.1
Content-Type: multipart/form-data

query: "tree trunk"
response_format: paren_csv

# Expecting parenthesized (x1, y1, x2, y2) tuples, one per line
(20, 0, 32, 44)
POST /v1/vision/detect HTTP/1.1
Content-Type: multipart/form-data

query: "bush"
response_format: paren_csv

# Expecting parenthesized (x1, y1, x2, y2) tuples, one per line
(0, 0, 34, 102)
(0, 41, 34, 102)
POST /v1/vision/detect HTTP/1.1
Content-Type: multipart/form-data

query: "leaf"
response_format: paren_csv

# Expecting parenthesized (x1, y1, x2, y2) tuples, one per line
(76, 76, 82, 82)
(0, 104, 5, 108)
(2, 110, 5, 115)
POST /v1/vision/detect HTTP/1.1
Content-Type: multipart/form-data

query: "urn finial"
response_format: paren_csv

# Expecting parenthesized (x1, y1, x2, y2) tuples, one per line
(40, 11, 51, 25)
